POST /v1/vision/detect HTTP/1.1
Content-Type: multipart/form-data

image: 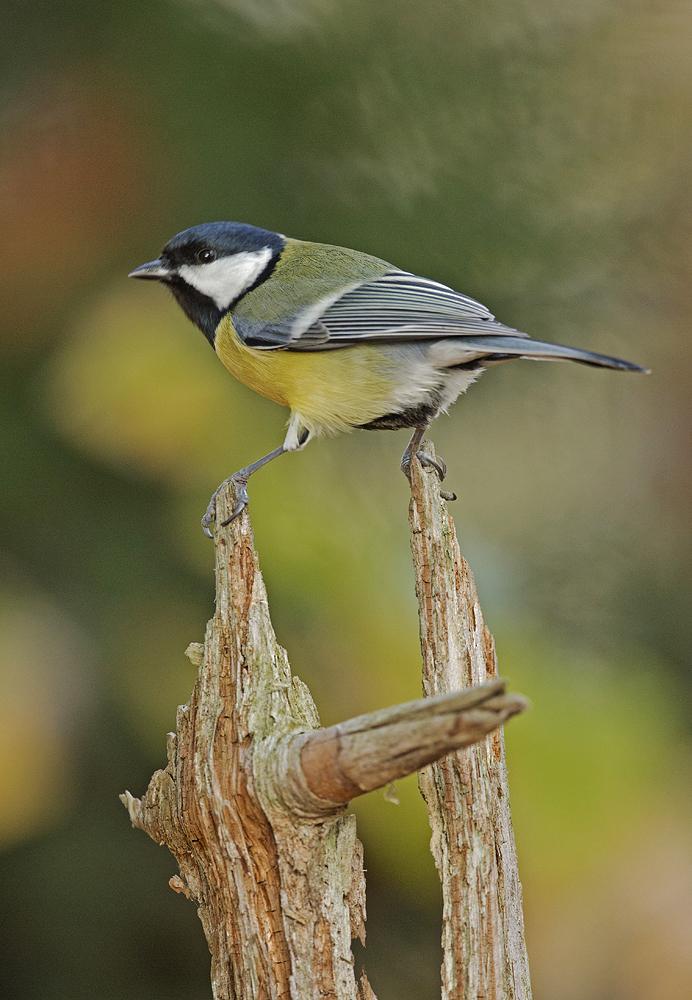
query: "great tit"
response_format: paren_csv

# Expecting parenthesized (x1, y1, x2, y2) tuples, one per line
(130, 221, 648, 536)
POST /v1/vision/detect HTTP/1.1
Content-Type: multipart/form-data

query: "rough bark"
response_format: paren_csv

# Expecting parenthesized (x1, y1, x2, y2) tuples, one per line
(121, 444, 530, 999)
(298, 681, 526, 805)
(409, 442, 532, 1000)
(122, 495, 362, 1000)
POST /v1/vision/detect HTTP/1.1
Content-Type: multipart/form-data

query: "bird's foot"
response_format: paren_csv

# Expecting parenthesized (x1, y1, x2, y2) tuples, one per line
(221, 475, 250, 526)
(416, 450, 446, 481)
(201, 475, 250, 538)
(403, 449, 446, 482)
(401, 449, 447, 482)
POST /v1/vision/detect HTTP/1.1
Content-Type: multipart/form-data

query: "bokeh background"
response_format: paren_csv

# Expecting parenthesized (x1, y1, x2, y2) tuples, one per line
(1, 1, 691, 997)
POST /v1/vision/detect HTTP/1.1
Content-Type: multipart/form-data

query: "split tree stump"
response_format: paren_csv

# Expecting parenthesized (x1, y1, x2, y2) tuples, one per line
(121, 441, 532, 999)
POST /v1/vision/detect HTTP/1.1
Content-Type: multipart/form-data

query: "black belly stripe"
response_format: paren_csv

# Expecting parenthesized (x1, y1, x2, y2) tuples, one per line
(357, 395, 443, 431)
(355, 360, 493, 430)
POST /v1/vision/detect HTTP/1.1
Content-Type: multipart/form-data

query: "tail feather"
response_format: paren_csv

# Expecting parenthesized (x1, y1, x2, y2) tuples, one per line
(451, 334, 649, 373)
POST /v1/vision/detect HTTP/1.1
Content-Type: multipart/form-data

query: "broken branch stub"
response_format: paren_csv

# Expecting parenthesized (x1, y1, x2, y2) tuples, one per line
(409, 442, 532, 1000)
(121, 445, 530, 1000)
(122, 496, 365, 1000)
(296, 680, 527, 806)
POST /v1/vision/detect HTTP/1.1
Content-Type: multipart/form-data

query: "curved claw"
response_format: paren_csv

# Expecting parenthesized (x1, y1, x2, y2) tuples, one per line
(416, 450, 447, 481)
(201, 475, 250, 537)
(201, 480, 227, 538)
(220, 478, 249, 526)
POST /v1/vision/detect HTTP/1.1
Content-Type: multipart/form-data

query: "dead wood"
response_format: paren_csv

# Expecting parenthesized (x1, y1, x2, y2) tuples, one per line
(121, 444, 530, 999)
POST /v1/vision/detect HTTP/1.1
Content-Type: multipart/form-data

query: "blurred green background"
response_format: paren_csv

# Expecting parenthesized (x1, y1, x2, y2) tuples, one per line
(1, 1, 691, 997)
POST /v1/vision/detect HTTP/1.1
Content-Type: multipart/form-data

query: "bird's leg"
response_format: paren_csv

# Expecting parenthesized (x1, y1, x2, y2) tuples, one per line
(400, 424, 447, 482)
(400, 425, 426, 479)
(202, 420, 312, 537)
(201, 445, 287, 537)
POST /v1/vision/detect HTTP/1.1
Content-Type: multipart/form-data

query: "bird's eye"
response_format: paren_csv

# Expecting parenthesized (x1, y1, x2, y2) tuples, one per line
(197, 247, 217, 264)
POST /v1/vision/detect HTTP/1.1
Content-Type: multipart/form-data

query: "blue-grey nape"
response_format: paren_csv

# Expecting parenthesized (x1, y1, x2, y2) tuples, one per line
(162, 222, 284, 266)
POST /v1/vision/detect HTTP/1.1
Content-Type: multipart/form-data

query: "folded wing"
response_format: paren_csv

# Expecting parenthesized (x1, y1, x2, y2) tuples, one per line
(289, 271, 520, 349)
(234, 268, 647, 372)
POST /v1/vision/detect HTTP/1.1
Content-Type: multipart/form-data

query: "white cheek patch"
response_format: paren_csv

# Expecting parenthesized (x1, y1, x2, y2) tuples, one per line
(177, 248, 273, 310)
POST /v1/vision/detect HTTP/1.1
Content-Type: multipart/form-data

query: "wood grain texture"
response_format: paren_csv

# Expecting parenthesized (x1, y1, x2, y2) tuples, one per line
(122, 491, 368, 1000)
(409, 442, 532, 1000)
(299, 681, 527, 804)
(121, 443, 531, 999)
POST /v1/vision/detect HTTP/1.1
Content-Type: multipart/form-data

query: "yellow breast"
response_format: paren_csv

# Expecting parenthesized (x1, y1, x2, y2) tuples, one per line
(214, 317, 399, 435)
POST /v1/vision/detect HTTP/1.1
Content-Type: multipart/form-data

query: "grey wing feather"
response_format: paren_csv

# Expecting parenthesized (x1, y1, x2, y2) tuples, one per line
(442, 335, 648, 371)
(288, 271, 527, 350)
(286, 271, 648, 373)
(230, 268, 647, 374)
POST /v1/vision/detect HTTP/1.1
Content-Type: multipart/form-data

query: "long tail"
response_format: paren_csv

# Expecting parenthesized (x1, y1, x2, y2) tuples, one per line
(453, 334, 649, 373)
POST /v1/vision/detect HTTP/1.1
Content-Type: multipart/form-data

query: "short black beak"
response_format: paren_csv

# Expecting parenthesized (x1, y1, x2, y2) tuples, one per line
(128, 259, 173, 280)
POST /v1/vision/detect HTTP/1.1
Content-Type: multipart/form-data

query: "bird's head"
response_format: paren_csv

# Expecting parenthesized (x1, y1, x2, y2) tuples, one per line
(129, 221, 284, 343)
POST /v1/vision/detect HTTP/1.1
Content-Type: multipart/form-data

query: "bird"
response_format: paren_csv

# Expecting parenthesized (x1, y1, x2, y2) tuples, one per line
(129, 221, 648, 536)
